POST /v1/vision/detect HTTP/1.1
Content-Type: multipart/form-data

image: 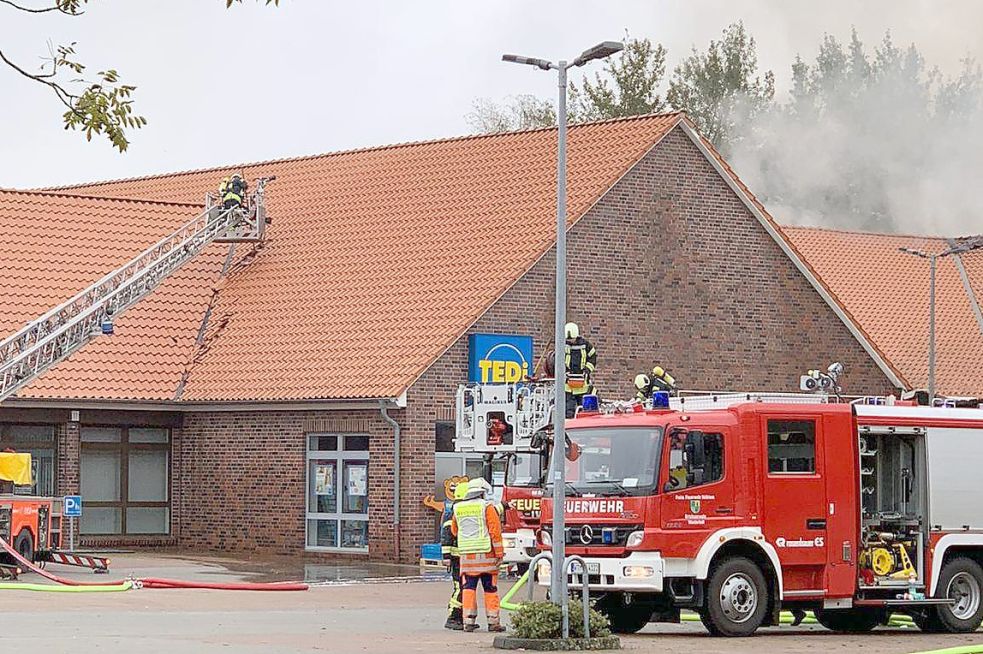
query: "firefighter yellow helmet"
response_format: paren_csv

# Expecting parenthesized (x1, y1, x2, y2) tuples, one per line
(453, 482, 469, 501)
(565, 322, 580, 340)
(634, 373, 650, 390)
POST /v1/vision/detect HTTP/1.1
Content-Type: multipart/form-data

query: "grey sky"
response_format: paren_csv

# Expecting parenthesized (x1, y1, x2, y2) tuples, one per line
(3, 0, 982, 189)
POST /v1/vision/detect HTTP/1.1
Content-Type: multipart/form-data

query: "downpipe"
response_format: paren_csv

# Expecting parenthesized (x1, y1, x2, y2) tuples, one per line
(380, 400, 401, 560)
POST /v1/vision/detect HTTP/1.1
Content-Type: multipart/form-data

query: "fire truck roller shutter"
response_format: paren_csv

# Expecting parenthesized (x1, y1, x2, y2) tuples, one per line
(684, 528, 784, 599)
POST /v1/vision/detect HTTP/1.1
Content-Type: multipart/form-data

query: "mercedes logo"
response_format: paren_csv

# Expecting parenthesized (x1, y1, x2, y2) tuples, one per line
(579, 525, 594, 545)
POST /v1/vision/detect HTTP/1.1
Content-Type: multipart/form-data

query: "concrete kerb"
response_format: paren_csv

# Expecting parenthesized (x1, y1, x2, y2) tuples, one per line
(493, 635, 621, 651)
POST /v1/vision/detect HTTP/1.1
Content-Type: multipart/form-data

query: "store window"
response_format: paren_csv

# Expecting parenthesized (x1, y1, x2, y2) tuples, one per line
(307, 434, 369, 551)
(0, 424, 56, 496)
(79, 427, 170, 535)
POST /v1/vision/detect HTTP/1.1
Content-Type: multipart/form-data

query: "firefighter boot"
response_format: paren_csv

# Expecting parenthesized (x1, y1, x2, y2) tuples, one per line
(444, 608, 464, 631)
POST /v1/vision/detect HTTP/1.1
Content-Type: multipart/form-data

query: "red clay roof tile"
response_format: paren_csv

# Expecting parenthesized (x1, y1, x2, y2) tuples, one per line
(8, 114, 683, 402)
(783, 227, 983, 397)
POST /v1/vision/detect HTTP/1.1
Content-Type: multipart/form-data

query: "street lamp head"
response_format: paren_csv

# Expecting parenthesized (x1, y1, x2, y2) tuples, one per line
(573, 40, 624, 67)
(502, 54, 552, 71)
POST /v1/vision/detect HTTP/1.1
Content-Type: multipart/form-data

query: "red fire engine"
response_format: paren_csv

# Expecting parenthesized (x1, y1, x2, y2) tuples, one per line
(0, 453, 61, 571)
(534, 394, 983, 636)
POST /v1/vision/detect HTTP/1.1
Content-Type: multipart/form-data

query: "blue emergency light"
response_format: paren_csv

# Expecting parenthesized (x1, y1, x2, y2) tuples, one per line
(580, 395, 599, 412)
(100, 320, 114, 335)
(652, 391, 670, 408)
(602, 527, 616, 544)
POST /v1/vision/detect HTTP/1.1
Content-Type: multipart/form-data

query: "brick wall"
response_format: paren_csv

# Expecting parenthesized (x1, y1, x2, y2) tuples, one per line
(396, 125, 896, 560)
(55, 421, 79, 496)
(177, 408, 404, 560)
(28, 125, 897, 562)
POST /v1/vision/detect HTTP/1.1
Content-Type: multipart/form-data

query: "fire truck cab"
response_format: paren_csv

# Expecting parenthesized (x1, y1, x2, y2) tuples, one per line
(538, 398, 983, 637)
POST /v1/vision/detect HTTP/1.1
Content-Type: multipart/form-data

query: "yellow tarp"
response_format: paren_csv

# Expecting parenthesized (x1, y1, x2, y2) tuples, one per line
(0, 453, 32, 486)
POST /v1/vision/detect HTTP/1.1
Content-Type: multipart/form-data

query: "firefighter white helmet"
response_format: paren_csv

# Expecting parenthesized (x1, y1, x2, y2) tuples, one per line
(565, 322, 580, 340)
(466, 477, 492, 499)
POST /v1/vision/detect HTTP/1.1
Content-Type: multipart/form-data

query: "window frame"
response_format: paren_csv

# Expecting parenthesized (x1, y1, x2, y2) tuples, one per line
(305, 433, 369, 553)
(0, 423, 56, 496)
(79, 426, 170, 536)
(665, 429, 726, 491)
(766, 418, 819, 476)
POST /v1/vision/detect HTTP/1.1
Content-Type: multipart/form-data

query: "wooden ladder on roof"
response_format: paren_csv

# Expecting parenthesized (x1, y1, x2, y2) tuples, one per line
(0, 177, 275, 403)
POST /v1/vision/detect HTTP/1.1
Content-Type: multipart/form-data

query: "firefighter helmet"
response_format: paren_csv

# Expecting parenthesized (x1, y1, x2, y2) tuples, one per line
(634, 373, 650, 390)
(565, 322, 580, 340)
(466, 477, 492, 499)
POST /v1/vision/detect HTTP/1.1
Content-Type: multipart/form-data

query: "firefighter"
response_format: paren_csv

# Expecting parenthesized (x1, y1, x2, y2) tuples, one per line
(441, 483, 470, 630)
(650, 366, 677, 395)
(564, 322, 596, 418)
(222, 173, 248, 211)
(452, 477, 506, 633)
(634, 366, 677, 401)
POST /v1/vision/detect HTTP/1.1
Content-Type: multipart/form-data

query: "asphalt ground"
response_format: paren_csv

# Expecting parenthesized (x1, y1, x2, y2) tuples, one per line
(2, 553, 981, 654)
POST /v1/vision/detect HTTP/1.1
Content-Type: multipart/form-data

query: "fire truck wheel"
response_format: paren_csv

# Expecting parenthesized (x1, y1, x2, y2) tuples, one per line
(704, 557, 768, 637)
(936, 557, 983, 633)
(814, 608, 881, 633)
(13, 529, 35, 564)
(594, 592, 653, 634)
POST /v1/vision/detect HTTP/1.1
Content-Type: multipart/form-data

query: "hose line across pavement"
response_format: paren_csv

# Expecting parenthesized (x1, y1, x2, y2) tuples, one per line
(0, 535, 308, 592)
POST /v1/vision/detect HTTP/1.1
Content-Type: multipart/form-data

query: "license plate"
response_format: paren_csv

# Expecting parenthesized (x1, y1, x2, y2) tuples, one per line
(570, 562, 601, 575)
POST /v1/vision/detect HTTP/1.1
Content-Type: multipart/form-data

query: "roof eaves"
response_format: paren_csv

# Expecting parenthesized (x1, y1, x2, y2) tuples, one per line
(396, 114, 686, 398)
(675, 120, 910, 391)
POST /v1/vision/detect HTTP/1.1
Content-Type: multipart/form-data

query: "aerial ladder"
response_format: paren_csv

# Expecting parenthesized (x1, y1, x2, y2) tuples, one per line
(0, 177, 275, 403)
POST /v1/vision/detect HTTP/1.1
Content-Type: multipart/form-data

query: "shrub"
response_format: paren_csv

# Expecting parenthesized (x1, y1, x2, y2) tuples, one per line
(510, 599, 611, 639)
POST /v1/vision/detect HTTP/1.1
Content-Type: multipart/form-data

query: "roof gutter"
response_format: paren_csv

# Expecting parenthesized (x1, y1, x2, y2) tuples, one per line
(676, 121, 908, 391)
(1, 395, 406, 413)
(379, 399, 402, 560)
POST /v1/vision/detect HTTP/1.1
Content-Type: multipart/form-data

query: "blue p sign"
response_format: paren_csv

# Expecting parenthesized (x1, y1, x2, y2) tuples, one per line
(64, 495, 82, 517)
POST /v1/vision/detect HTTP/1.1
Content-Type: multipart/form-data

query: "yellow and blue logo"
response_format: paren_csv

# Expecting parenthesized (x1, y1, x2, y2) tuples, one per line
(468, 333, 534, 384)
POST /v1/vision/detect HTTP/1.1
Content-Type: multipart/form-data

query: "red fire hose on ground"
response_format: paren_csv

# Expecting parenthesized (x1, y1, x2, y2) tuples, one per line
(0, 535, 308, 591)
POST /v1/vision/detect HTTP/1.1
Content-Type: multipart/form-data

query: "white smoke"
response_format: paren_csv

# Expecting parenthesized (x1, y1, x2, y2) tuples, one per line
(726, 28, 983, 236)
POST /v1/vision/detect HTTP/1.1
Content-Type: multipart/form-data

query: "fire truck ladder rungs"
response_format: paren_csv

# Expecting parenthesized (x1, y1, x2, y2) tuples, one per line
(0, 177, 275, 403)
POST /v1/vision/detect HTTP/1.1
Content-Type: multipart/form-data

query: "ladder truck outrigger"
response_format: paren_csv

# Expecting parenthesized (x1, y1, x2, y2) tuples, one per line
(0, 177, 274, 571)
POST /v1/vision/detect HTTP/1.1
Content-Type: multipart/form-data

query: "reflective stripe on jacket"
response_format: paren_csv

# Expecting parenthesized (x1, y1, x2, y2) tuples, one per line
(453, 500, 491, 554)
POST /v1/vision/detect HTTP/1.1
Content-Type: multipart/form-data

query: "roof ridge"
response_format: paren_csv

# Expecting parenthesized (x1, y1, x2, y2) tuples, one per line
(45, 111, 685, 192)
(1, 187, 202, 209)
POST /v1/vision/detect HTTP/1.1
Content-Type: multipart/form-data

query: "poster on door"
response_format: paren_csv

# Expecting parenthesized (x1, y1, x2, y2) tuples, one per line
(347, 465, 367, 497)
(315, 464, 335, 496)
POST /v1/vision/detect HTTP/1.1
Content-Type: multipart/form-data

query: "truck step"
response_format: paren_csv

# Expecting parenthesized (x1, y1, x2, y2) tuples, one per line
(855, 598, 956, 607)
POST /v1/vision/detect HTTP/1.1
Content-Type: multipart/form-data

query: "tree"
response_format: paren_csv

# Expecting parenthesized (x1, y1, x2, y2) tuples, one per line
(569, 37, 668, 121)
(667, 22, 775, 151)
(465, 95, 556, 133)
(729, 28, 983, 234)
(467, 36, 668, 133)
(0, 0, 277, 152)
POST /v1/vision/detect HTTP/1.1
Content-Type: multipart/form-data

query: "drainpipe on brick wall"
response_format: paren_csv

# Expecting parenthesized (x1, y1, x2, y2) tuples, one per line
(379, 401, 401, 560)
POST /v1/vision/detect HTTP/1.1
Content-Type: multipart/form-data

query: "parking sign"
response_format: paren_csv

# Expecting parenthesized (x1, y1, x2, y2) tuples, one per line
(64, 495, 82, 517)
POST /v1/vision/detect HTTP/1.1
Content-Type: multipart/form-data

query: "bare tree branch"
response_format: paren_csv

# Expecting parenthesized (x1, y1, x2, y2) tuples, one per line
(0, 0, 85, 14)
(0, 48, 80, 114)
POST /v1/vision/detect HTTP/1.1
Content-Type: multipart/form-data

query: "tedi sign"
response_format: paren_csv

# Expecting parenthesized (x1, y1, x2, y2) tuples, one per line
(468, 334, 533, 384)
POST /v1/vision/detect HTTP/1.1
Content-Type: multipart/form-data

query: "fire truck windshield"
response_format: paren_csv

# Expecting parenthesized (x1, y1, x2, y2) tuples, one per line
(549, 427, 664, 496)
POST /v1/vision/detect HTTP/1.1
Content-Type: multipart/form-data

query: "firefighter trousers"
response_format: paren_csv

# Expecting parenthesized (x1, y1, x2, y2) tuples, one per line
(462, 572, 500, 627)
(447, 556, 462, 621)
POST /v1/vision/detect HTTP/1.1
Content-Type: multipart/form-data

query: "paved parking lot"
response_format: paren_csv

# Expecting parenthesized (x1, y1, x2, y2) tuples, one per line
(2, 553, 981, 654)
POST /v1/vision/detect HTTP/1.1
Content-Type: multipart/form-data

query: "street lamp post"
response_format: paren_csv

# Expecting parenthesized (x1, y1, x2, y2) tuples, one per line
(900, 239, 983, 403)
(503, 40, 623, 612)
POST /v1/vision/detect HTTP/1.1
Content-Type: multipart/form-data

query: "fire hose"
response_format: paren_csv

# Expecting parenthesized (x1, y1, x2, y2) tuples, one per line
(0, 535, 307, 591)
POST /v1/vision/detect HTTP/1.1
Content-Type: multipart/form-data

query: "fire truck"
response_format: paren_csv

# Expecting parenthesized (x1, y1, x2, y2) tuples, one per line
(0, 453, 61, 571)
(532, 393, 983, 637)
